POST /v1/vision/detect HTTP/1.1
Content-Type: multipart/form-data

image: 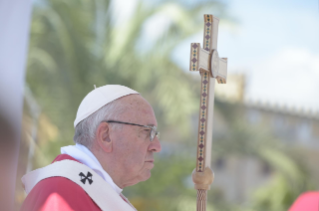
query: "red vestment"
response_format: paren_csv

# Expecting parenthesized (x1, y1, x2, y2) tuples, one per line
(20, 154, 101, 211)
(288, 192, 319, 211)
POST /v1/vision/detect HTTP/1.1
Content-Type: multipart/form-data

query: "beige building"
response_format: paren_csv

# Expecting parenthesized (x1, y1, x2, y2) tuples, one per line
(211, 74, 319, 202)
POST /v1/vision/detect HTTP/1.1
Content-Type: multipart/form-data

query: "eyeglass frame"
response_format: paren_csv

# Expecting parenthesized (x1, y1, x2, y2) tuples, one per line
(101, 120, 160, 142)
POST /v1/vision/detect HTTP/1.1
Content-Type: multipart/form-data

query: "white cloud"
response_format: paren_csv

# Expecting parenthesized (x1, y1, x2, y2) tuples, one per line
(247, 48, 319, 110)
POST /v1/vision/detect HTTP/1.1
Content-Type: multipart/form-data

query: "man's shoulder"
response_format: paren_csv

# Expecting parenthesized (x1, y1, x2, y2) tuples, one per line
(20, 155, 101, 211)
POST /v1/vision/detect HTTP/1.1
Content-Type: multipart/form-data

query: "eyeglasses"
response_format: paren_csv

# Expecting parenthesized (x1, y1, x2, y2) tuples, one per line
(102, 120, 160, 142)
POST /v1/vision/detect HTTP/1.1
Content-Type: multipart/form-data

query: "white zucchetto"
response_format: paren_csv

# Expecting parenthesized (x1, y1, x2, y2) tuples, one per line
(74, 85, 139, 127)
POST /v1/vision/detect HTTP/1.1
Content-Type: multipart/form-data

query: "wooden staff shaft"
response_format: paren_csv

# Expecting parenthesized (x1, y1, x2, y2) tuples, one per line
(193, 72, 214, 211)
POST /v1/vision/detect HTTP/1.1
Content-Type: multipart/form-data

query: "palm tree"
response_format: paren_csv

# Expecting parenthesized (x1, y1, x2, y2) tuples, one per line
(27, 0, 228, 150)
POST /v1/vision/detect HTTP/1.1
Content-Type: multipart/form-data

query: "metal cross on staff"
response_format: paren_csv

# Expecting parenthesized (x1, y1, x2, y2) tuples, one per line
(189, 14, 228, 211)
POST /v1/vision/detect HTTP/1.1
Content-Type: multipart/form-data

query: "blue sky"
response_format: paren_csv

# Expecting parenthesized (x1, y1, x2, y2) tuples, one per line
(173, 0, 319, 111)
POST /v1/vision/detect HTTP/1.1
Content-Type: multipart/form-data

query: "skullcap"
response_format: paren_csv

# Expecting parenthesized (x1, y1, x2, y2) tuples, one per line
(74, 85, 139, 127)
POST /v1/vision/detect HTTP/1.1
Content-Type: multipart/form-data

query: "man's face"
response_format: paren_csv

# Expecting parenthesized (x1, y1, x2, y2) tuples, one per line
(110, 95, 161, 187)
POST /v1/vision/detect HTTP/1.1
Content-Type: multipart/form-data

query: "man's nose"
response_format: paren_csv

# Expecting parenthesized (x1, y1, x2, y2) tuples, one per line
(149, 137, 161, 152)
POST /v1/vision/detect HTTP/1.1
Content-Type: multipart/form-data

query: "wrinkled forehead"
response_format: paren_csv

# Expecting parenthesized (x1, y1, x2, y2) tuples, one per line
(118, 95, 157, 126)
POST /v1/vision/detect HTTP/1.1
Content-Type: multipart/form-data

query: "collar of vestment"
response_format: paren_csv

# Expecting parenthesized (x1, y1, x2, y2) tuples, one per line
(61, 143, 123, 194)
(22, 159, 137, 211)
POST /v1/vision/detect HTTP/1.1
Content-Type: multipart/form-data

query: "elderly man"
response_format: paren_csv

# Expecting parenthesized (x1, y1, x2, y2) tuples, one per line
(21, 85, 161, 211)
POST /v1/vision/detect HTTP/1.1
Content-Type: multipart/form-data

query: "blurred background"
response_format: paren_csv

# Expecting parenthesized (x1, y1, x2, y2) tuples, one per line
(13, 0, 319, 210)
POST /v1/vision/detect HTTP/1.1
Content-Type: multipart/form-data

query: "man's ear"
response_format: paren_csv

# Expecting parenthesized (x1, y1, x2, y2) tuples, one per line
(96, 122, 113, 153)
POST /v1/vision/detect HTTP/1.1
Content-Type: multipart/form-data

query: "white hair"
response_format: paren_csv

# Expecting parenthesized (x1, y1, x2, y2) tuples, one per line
(73, 99, 125, 148)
